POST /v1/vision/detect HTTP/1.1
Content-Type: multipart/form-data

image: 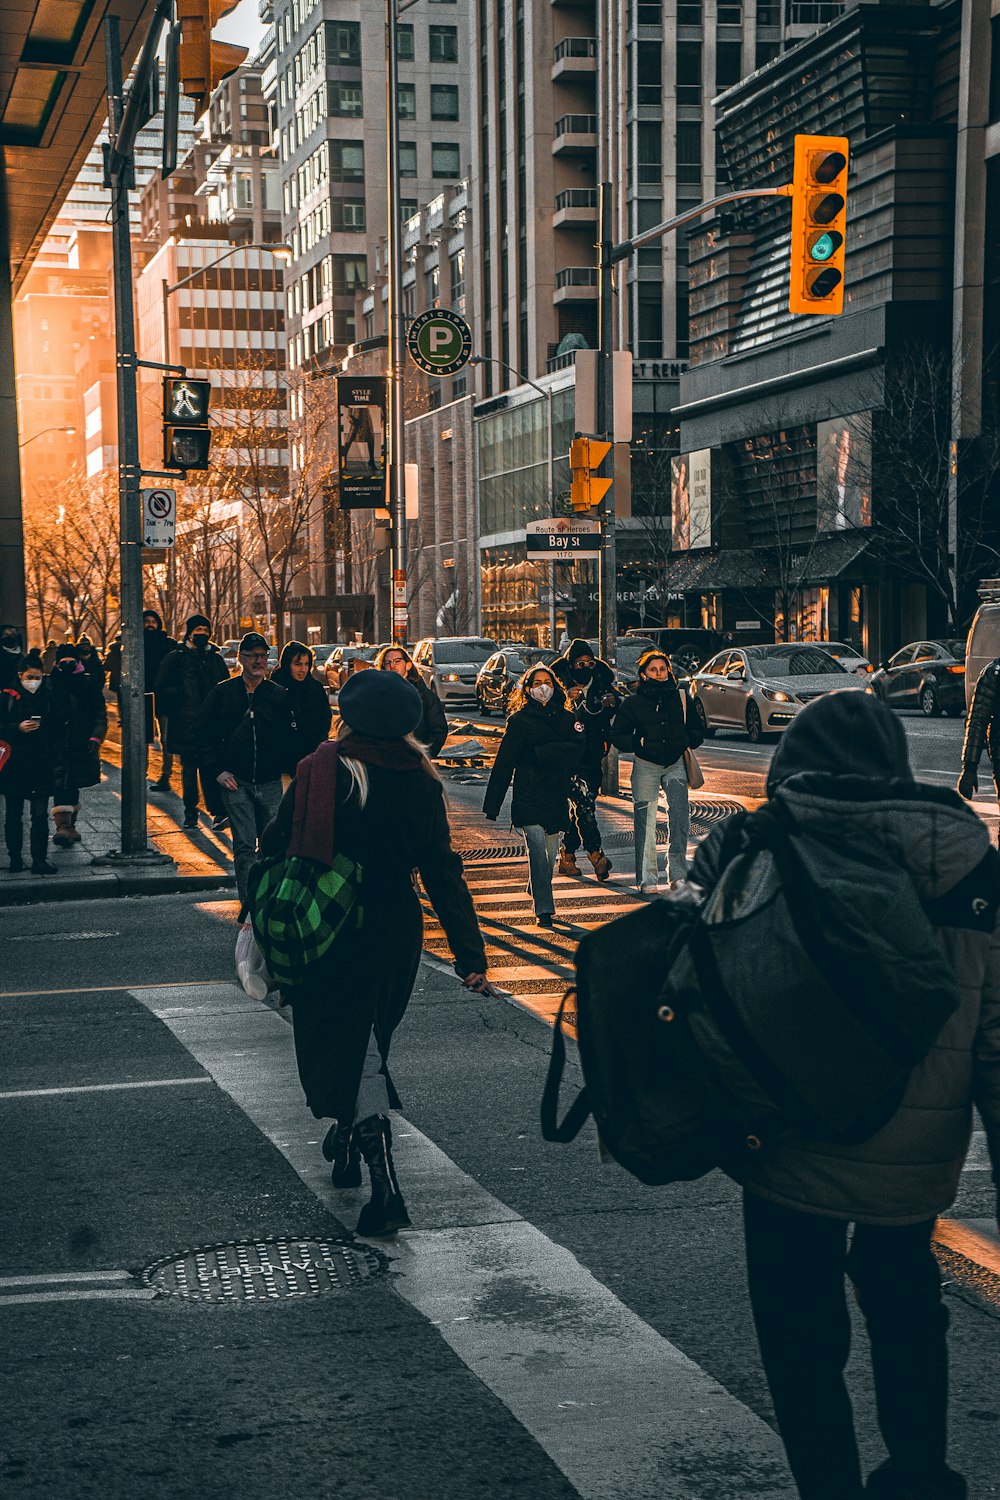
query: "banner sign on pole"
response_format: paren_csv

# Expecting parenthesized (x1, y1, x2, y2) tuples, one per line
(526, 517, 601, 560)
(142, 487, 176, 548)
(337, 376, 387, 508)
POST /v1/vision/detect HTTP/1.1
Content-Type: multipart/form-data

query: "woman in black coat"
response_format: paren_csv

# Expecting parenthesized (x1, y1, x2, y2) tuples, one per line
(482, 665, 584, 927)
(48, 643, 108, 848)
(271, 641, 333, 764)
(1, 652, 58, 874)
(372, 643, 448, 757)
(259, 670, 490, 1237)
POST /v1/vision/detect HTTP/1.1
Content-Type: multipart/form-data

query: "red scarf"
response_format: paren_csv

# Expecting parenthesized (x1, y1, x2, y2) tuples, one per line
(288, 735, 424, 866)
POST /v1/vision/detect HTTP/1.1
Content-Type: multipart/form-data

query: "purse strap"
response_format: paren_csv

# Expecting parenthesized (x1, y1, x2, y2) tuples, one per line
(539, 989, 593, 1143)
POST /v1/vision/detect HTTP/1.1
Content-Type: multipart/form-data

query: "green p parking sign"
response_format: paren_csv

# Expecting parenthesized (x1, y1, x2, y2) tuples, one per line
(406, 309, 472, 376)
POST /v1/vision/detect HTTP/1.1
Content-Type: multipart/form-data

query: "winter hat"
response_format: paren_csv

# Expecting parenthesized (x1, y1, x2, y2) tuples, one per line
(19, 650, 44, 674)
(766, 691, 913, 797)
(338, 669, 422, 739)
(54, 642, 79, 662)
(184, 614, 211, 639)
(637, 649, 671, 676)
(566, 638, 597, 664)
(142, 609, 163, 628)
(238, 631, 269, 654)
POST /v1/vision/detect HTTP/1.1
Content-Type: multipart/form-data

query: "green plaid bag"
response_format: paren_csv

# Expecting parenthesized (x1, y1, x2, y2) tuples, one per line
(246, 852, 363, 990)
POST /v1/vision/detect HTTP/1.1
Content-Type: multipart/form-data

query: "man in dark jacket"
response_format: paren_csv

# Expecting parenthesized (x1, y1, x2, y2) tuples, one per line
(551, 639, 619, 879)
(75, 634, 106, 689)
(195, 631, 296, 903)
(154, 615, 230, 830)
(143, 609, 178, 789)
(958, 657, 1000, 835)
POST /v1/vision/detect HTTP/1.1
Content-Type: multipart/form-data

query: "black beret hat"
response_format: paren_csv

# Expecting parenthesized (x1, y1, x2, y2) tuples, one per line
(338, 669, 423, 739)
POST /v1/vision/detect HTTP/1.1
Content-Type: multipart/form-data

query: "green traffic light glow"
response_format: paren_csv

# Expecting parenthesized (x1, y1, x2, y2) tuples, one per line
(810, 233, 835, 261)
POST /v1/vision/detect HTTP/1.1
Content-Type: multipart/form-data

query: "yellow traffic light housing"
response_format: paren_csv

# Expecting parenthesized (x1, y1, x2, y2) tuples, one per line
(569, 436, 612, 513)
(789, 134, 849, 316)
(177, 0, 248, 109)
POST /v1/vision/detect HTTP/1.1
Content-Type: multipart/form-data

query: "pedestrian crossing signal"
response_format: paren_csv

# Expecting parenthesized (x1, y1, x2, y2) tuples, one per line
(789, 134, 849, 316)
(163, 377, 212, 470)
(177, 0, 248, 111)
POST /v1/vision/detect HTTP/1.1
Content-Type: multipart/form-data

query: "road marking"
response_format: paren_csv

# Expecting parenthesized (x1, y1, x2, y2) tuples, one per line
(0, 1269, 133, 1287)
(0, 1076, 212, 1100)
(129, 982, 795, 1499)
(0, 980, 221, 1000)
(934, 1218, 1000, 1277)
(8, 931, 119, 943)
(0, 1288, 156, 1307)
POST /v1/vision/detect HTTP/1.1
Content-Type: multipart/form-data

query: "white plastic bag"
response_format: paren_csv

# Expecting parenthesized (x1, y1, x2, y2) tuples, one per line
(236, 921, 272, 1000)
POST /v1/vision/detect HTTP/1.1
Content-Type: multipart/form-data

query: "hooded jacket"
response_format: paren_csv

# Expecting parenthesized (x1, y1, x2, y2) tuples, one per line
(551, 639, 620, 769)
(483, 678, 584, 831)
(962, 657, 1000, 770)
(0, 675, 57, 797)
(372, 645, 448, 757)
(154, 640, 230, 754)
(0, 625, 24, 693)
(48, 660, 108, 792)
(271, 643, 333, 763)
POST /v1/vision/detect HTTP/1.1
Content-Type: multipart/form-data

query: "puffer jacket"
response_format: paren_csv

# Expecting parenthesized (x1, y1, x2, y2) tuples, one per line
(723, 777, 1000, 1226)
(482, 698, 584, 832)
(962, 656, 1000, 770)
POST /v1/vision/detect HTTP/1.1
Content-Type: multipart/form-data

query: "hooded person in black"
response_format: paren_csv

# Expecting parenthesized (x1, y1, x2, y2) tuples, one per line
(1, 625, 25, 693)
(154, 615, 231, 828)
(48, 642, 107, 847)
(143, 609, 179, 789)
(271, 641, 333, 763)
(550, 638, 620, 880)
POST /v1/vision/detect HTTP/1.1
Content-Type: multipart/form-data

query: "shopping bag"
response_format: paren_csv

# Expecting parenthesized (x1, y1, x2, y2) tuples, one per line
(236, 921, 273, 1001)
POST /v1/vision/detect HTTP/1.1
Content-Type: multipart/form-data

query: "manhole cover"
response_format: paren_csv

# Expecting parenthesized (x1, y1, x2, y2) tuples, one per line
(143, 1237, 384, 1302)
(458, 799, 744, 862)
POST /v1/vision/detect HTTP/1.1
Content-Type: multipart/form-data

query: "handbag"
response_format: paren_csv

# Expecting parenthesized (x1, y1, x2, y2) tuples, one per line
(683, 747, 704, 789)
(246, 850, 363, 991)
(0, 740, 11, 775)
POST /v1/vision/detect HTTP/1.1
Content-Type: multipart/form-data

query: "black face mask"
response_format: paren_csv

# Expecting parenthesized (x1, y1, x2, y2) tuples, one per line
(2, 637, 19, 654)
(58, 659, 77, 673)
(573, 664, 594, 683)
(191, 635, 209, 651)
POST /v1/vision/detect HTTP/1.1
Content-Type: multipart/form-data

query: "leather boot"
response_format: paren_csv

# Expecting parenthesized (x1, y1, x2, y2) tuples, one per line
(321, 1122, 362, 1189)
(52, 808, 74, 849)
(588, 849, 612, 881)
(866, 1461, 967, 1499)
(67, 805, 82, 844)
(557, 846, 581, 877)
(354, 1114, 411, 1236)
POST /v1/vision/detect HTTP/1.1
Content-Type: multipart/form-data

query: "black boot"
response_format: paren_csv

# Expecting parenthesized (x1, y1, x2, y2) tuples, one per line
(354, 1114, 411, 1236)
(321, 1122, 362, 1189)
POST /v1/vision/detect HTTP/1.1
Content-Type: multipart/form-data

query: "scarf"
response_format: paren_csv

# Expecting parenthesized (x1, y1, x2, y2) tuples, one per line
(288, 734, 424, 866)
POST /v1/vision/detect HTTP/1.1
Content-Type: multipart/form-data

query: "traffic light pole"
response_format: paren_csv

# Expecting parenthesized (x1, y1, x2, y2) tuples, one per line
(386, 0, 407, 643)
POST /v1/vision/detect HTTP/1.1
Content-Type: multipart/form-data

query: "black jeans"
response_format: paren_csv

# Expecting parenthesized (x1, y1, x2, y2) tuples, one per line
(180, 756, 224, 820)
(563, 768, 603, 855)
(4, 792, 50, 865)
(742, 1191, 949, 1500)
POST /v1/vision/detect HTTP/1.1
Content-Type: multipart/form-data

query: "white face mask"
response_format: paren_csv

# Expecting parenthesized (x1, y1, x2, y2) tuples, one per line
(2, 643, 20, 655)
(529, 683, 553, 704)
(21, 677, 42, 694)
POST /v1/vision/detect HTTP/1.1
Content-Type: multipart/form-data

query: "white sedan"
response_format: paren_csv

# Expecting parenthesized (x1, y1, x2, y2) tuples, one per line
(687, 644, 868, 743)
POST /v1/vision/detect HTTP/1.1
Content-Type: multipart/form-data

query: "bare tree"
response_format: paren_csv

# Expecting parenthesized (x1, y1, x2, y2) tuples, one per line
(22, 471, 121, 647)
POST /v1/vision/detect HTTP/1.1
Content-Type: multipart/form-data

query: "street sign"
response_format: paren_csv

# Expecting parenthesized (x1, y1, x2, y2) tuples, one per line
(142, 487, 176, 548)
(406, 309, 472, 375)
(526, 518, 601, 561)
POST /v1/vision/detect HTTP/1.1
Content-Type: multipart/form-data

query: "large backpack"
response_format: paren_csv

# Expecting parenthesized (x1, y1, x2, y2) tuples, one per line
(542, 805, 989, 1184)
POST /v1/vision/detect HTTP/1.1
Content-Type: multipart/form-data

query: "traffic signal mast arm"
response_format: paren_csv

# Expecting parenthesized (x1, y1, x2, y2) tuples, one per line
(608, 185, 794, 265)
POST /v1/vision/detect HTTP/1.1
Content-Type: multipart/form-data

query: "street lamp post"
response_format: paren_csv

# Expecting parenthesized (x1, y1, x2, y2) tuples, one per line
(386, 0, 413, 643)
(18, 426, 77, 448)
(161, 242, 291, 365)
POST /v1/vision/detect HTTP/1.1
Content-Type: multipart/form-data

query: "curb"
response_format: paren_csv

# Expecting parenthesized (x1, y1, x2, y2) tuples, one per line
(0, 870, 236, 908)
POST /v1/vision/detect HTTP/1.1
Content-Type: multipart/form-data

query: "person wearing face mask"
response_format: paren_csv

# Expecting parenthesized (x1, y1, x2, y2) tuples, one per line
(551, 638, 620, 881)
(74, 634, 106, 690)
(271, 641, 333, 763)
(48, 643, 108, 849)
(372, 643, 448, 758)
(143, 609, 179, 790)
(0, 652, 58, 874)
(610, 649, 703, 893)
(153, 616, 231, 830)
(483, 665, 584, 927)
(1, 625, 25, 693)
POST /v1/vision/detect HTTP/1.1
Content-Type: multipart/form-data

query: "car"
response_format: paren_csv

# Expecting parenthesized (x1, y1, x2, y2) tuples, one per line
(476, 647, 558, 714)
(965, 582, 1000, 711)
(322, 644, 374, 693)
(220, 639, 240, 672)
(307, 643, 339, 679)
(810, 640, 875, 677)
(869, 639, 966, 717)
(687, 643, 868, 743)
(411, 636, 499, 705)
(623, 627, 724, 676)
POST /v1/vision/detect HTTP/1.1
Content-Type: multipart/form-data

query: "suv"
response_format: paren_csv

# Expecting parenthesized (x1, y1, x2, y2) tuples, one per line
(966, 582, 1000, 711)
(412, 637, 499, 704)
(623, 627, 724, 676)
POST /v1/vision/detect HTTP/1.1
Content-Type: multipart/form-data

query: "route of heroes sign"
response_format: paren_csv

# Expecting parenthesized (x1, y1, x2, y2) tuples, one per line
(525, 517, 601, 560)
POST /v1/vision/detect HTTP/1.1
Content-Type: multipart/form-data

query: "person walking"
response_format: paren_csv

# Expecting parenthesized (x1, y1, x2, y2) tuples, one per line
(373, 643, 448, 757)
(75, 634, 106, 690)
(482, 664, 584, 927)
(40, 639, 58, 673)
(258, 670, 490, 1236)
(1, 625, 25, 693)
(144, 609, 178, 791)
(690, 693, 1000, 1500)
(611, 649, 702, 893)
(195, 631, 296, 905)
(551, 638, 619, 880)
(0, 651, 58, 874)
(271, 641, 333, 763)
(958, 654, 1000, 837)
(48, 643, 107, 849)
(153, 615, 230, 830)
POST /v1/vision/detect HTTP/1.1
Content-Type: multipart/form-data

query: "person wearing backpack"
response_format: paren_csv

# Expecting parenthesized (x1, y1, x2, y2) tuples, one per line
(689, 693, 1000, 1500)
(610, 649, 703, 893)
(257, 670, 490, 1236)
(482, 664, 584, 927)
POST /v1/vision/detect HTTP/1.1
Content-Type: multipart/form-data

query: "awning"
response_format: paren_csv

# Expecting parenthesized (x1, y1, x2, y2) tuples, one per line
(663, 533, 873, 593)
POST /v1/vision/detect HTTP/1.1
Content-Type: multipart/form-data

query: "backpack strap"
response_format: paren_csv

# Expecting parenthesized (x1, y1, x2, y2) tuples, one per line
(540, 989, 592, 1143)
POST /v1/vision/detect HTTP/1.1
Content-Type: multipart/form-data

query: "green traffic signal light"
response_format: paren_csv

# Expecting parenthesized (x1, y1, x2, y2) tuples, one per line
(808, 229, 844, 263)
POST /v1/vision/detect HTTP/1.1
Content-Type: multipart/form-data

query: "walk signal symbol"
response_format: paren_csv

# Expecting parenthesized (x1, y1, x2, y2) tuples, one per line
(163, 377, 212, 470)
(789, 134, 849, 316)
(569, 436, 613, 513)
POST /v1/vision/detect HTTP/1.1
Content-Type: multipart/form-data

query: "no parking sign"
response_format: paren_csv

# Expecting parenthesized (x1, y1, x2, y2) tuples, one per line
(142, 488, 176, 548)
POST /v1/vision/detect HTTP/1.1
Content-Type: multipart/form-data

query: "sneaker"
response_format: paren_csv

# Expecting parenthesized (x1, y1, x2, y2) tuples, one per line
(182, 814, 199, 829)
(31, 860, 58, 876)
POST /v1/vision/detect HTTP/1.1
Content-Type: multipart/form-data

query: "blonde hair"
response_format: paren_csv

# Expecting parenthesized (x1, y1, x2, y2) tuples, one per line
(335, 721, 439, 808)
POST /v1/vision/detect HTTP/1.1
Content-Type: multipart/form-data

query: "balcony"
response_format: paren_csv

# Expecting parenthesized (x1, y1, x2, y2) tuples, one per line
(546, 349, 581, 372)
(552, 113, 598, 155)
(553, 187, 598, 228)
(552, 36, 597, 80)
(553, 266, 598, 303)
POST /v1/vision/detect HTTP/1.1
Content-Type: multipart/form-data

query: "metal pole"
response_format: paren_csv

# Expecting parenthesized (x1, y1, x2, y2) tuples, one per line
(386, 0, 407, 643)
(547, 391, 557, 650)
(162, 277, 171, 366)
(597, 181, 618, 793)
(105, 16, 148, 858)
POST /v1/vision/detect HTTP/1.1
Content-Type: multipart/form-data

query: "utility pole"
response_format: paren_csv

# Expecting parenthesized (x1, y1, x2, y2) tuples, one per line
(596, 181, 616, 672)
(386, 0, 407, 643)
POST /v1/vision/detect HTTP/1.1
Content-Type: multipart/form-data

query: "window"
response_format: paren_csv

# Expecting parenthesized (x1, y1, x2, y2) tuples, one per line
(401, 198, 418, 217)
(717, 0, 741, 20)
(333, 255, 367, 294)
(397, 82, 416, 119)
(637, 121, 662, 184)
(431, 84, 459, 120)
(991, 16, 1000, 124)
(432, 141, 461, 177)
(676, 41, 702, 103)
(676, 121, 701, 184)
(329, 81, 362, 115)
(429, 25, 458, 62)
(397, 23, 414, 59)
(399, 141, 417, 176)
(755, 38, 780, 69)
(716, 41, 742, 90)
(425, 265, 440, 305)
(637, 283, 662, 359)
(333, 309, 357, 345)
(637, 1, 661, 19)
(450, 249, 465, 301)
(330, 140, 364, 181)
(325, 20, 360, 65)
(677, 0, 701, 20)
(636, 42, 661, 106)
(332, 198, 366, 230)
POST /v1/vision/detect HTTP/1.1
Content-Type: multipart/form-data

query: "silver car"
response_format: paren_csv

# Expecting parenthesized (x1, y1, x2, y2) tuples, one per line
(688, 643, 868, 743)
(412, 636, 499, 705)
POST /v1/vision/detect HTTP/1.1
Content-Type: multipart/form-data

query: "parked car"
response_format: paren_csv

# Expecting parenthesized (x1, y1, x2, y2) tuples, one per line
(476, 647, 558, 715)
(687, 643, 867, 743)
(307, 643, 338, 680)
(810, 640, 875, 676)
(623, 627, 724, 676)
(869, 640, 966, 717)
(412, 636, 499, 705)
(965, 582, 1000, 712)
(322, 644, 376, 693)
(220, 640, 240, 673)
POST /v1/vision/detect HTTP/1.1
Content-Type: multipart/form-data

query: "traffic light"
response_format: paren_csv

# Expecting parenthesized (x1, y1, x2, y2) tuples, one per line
(177, 0, 248, 110)
(163, 376, 212, 470)
(569, 436, 612, 513)
(788, 134, 849, 316)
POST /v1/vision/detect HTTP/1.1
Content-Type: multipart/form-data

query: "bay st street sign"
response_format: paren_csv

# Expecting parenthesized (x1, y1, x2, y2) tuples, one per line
(526, 517, 601, 560)
(406, 309, 473, 375)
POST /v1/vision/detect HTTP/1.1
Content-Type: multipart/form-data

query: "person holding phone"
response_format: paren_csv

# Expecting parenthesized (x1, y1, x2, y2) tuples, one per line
(0, 651, 58, 874)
